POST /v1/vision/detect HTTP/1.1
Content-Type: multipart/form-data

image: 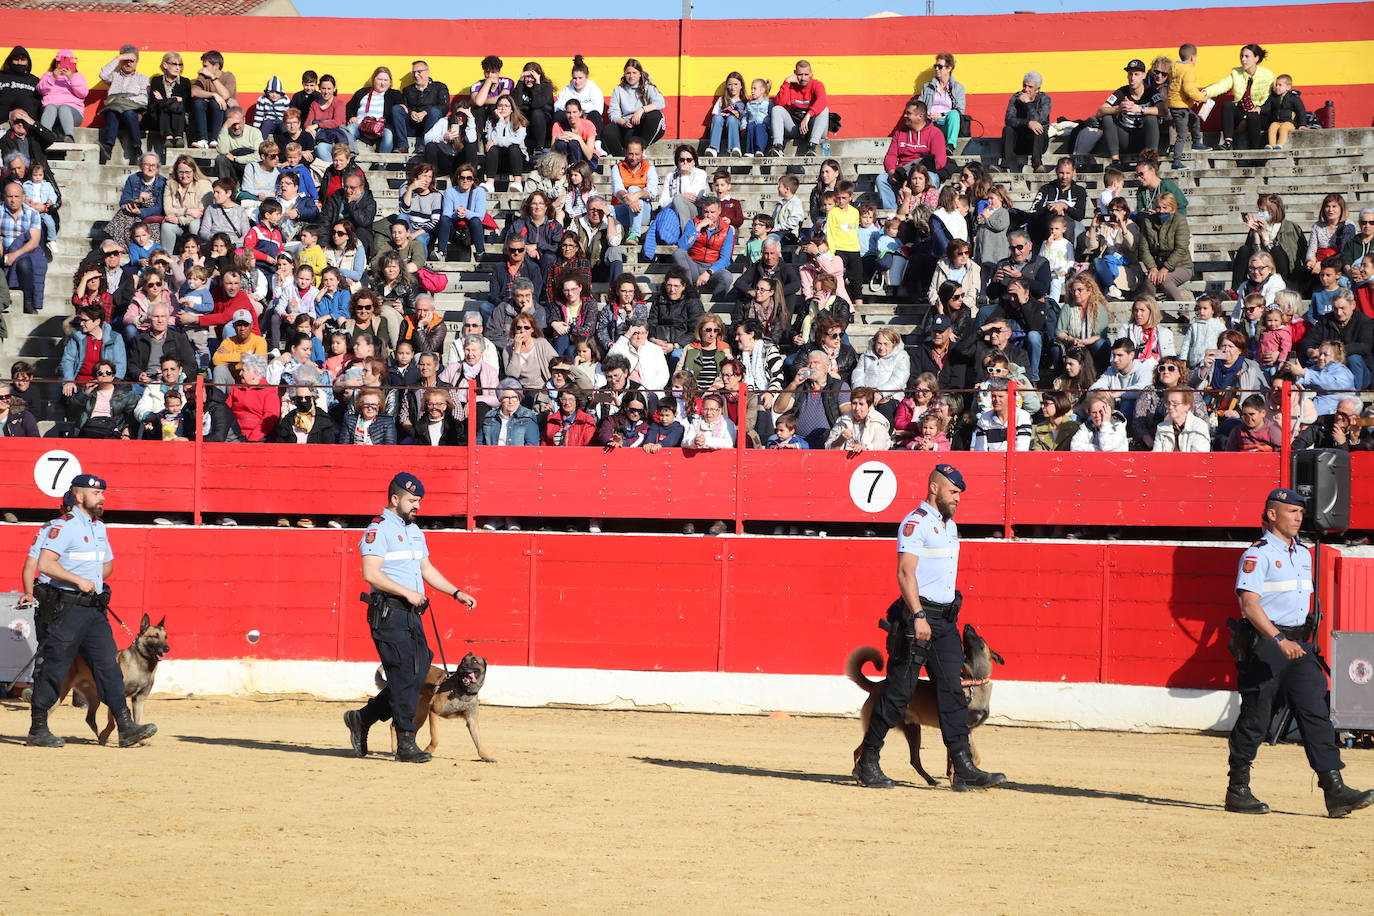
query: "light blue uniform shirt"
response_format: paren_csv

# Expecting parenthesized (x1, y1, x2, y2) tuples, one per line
(360, 508, 428, 595)
(1235, 530, 1312, 628)
(40, 508, 112, 591)
(896, 500, 960, 604)
(28, 517, 67, 585)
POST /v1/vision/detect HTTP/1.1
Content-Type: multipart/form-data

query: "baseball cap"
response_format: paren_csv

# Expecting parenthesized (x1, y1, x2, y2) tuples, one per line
(231, 309, 253, 326)
(1266, 487, 1305, 508)
(391, 472, 425, 498)
(71, 474, 107, 491)
(934, 463, 966, 492)
(1124, 59, 1147, 72)
(929, 315, 951, 334)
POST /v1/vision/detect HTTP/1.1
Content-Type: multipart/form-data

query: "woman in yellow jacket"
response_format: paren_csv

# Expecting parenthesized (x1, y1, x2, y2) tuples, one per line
(1204, 43, 1275, 151)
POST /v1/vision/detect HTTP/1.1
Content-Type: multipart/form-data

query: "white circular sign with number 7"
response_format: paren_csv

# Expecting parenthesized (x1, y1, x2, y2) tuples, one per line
(33, 450, 83, 498)
(848, 460, 897, 514)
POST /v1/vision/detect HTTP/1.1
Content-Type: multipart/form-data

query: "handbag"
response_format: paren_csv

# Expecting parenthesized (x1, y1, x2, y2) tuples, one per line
(359, 116, 385, 141)
(416, 267, 448, 293)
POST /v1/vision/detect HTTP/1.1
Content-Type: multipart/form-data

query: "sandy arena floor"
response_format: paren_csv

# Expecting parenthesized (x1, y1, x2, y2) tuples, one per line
(3, 695, 1371, 913)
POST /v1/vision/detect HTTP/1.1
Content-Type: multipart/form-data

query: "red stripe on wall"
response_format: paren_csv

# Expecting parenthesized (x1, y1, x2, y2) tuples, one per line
(680, 4, 1374, 55)
(1351, 453, 1374, 529)
(0, 527, 1249, 689)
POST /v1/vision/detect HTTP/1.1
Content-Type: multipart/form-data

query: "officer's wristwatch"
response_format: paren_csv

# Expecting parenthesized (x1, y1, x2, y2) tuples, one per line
(914, 610, 926, 619)
(1273, 633, 1285, 644)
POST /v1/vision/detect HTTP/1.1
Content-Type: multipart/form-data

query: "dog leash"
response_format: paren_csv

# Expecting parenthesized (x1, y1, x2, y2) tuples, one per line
(423, 599, 451, 674)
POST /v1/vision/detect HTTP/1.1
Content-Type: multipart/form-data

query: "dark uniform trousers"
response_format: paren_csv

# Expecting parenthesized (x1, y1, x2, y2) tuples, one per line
(362, 598, 433, 731)
(863, 610, 970, 752)
(1227, 635, 1342, 774)
(30, 594, 127, 715)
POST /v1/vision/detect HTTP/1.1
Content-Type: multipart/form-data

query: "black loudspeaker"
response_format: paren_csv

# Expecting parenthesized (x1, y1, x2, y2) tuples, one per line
(1292, 449, 1350, 532)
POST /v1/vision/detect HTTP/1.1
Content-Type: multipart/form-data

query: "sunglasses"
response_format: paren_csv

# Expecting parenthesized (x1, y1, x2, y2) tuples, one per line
(332, 230, 348, 237)
(508, 248, 524, 254)
(145, 282, 162, 288)
(1160, 366, 1180, 373)
(1360, 220, 1374, 226)
(934, 63, 950, 70)
(103, 250, 122, 257)
(0, 394, 11, 401)
(514, 325, 533, 331)
(95, 370, 114, 377)
(702, 328, 719, 334)
(826, 332, 841, 339)
(457, 174, 475, 181)
(1011, 244, 1027, 251)
(677, 157, 694, 163)
(354, 305, 374, 312)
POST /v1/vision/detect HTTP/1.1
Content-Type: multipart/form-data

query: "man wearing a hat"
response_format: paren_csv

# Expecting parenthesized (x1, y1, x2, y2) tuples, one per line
(1096, 58, 1163, 168)
(1224, 489, 1374, 818)
(853, 464, 1007, 791)
(210, 308, 266, 386)
(26, 475, 158, 748)
(344, 473, 476, 764)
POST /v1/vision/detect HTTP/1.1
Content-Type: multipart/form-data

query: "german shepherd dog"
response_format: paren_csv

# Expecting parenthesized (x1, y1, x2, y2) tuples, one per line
(58, 614, 169, 745)
(377, 653, 493, 760)
(846, 623, 1004, 786)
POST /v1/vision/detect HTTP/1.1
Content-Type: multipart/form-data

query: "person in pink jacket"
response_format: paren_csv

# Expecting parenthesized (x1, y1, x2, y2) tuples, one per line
(37, 50, 87, 139)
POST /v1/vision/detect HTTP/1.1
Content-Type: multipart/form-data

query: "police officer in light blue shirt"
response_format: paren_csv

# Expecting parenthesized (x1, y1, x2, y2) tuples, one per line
(853, 463, 1007, 792)
(26, 474, 157, 749)
(1224, 487, 1373, 818)
(344, 472, 477, 764)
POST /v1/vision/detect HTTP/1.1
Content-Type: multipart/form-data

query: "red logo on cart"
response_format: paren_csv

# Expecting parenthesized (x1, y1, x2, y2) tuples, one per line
(1242, 558, 1256, 573)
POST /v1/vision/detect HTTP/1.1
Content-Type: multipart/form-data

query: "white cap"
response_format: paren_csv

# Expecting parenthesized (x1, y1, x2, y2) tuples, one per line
(231, 309, 253, 325)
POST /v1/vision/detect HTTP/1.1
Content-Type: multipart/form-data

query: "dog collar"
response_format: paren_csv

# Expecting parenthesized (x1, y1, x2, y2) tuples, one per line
(960, 676, 991, 688)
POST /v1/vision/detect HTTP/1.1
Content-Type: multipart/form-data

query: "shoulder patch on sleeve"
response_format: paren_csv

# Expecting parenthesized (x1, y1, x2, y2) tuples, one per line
(47, 526, 60, 539)
(365, 531, 376, 544)
(902, 520, 916, 537)
(1242, 558, 1257, 573)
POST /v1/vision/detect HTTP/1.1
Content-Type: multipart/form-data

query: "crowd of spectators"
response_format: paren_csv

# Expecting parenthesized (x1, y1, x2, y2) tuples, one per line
(0, 41, 1370, 473)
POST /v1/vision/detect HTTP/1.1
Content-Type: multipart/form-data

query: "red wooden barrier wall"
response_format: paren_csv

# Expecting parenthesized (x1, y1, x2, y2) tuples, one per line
(0, 528, 1260, 690)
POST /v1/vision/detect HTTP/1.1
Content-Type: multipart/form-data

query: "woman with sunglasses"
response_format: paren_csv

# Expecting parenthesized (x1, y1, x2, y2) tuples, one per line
(678, 314, 731, 390)
(435, 163, 488, 261)
(1130, 356, 1204, 449)
(1080, 196, 1140, 299)
(504, 315, 558, 397)
(71, 263, 115, 323)
(0, 381, 39, 437)
(67, 359, 137, 439)
(918, 52, 966, 154)
(594, 391, 652, 448)
(645, 144, 708, 250)
(798, 314, 857, 383)
(324, 220, 366, 289)
(541, 388, 597, 447)
(120, 269, 173, 343)
(342, 291, 393, 358)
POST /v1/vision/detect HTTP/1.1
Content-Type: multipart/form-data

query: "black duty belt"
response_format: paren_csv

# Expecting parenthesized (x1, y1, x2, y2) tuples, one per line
(919, 597, 958, 620)
(52, 588, 109, 608)
(1274, 623, 1308, 641)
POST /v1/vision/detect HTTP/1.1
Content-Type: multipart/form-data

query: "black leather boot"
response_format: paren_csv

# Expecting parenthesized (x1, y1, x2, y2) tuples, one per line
(1224, 766, 1270, 814)
(115, 708, 157, 747)
(395, 731, 432, 764)
(852, 744, 894, 788)
(950, 748, 1006, 791)
(344, 709, 371, 757)
(26, 708, 64, 748)
(1318, 770, 1374, 818)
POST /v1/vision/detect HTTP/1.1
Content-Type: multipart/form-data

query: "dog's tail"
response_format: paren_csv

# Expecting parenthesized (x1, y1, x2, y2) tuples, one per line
(374, 665, 387, 691)
(845, 647, 885, 694)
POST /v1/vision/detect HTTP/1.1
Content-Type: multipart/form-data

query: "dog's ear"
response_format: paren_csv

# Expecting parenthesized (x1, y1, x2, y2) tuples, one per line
(139, 613, 150, 631)
(990, 649, 1006, 665)
(157, 616, 166, 628)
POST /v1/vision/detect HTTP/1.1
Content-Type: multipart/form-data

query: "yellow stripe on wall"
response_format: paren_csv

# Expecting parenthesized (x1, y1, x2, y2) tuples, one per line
(680, 41, 1374, 97)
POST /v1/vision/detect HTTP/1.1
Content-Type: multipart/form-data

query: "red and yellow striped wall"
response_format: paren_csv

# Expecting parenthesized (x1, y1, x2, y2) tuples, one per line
(9, 4, 1372, 140)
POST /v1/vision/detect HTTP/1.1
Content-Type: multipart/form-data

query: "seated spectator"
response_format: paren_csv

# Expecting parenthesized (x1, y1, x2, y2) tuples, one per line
(390, 60, 449, 155)
(1233, 252, 1287, 314)
(925, 240, 979, 316)
(1203, 44, 1272, 151)
(507, 190, 564, 278)
(72, 263, 115, 323)
(546, 269, 599, 357)
(1233, 293, 1266, 346)
(1230, 194, 1303, 290)
(212, 106, 264, 185)
(662, 195, 733, 299)
(642, 144, 708, 257)
(1080, 197, 1140, 300)
(211, 309, 267, 385)
(732, 254, 799, 348)
(123, 269, 174, 343)
(1340, 208, 1374, 283)
(553, 55, 605, 137)
(60, 305, 126, 397)
(322, 172, 378, 256)
(340, 385, 397, 444)
(607, 318, 670, 393)
(511, 62, 554, 156)
(97, 46, 148, 165)
(683, 391, 736, 455)
(773, 348, 850, 449)
(1303, 194, 1355, 287)
(971, 379, 1032, 452)
(825, 385, 891, 452)
(441, 333, 499, 421)
(1288, 340, 1357, 416)
(66, 358, 137, 438)
(1090, 337, 1153, 420)
(984, 229, 1051, 305)
(1302, 289, 1372, 390)
(1131, 357, 1204, 448)
(1056, 275, 1111, 370)
(1096, 59, 1162, 167)
(433, 163, 487, 262)
(397, 294, 445, 357)
(0, 380, 39, 437)
(196, 179, 250, 247)
(3, 179, 46, 313)
(1225, 393, 1282, 451)
(851, 328, 910, 421)
(1118, 298, 1177, 374)
(543, 232, 591, 304)
(1031, 390, 1079, 450)
(272, 381, 337, 444)
(411, 386, 466, 447)
(503, 313, 558, 397)
(595, 274, 649, 351)
(958, 317, 1028, 385)
(551, 99, 598, 168)
(1293, 395, 1367, 449)
(1135, 192, 1193, 301)
(1071, 391, 1129, 451)
(1183, 293, 1227, 369)
(161, 155, 211, 253)
(878, 99, 947, 211)
(1190, 329, 1265, 423)
(1000, 72, 1051, 172)
(323, 220, 368, 290)
(982, 276, 1047, 382)
(480, 380, 540, 446)
(891, 372, 940, 445)
(134, 385, 191, 441)
(767, 60, 828, 157)
(394, 352, 443, 439)
(647, 266, 705, 360)
(603, 59, 666, 157)
(609, 138, 658, 244)
(1152, 386, 1212, 451)
(468, 55, 516, 139)
(908, 314, 972, 395)
(678, 314, 731, 389)
(766, 411, 808, 450)
(920, 52, 966, 153)
(345, 67, 399, 153)
(542, 389, 597, 446)
(800, 315, 858, 382)
(318, 143, 362, 203)
(1028, 157, 1087, 245)
(571, 196, 624, 282)
(1, 112, 57, 184)
(127, 302, 195, 384)
(704, 71, 746, 158)
(37, 49, 88, 142)
(274, 113, 320, 173)
(421, 103, 479, 181)
(595, 391, 650, 447)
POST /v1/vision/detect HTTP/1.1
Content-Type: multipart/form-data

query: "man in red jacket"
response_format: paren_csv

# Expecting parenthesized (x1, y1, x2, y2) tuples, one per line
(768, 60, 829, 158)
(178, 268, 260, 337)
(878, 100, 948, 210)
